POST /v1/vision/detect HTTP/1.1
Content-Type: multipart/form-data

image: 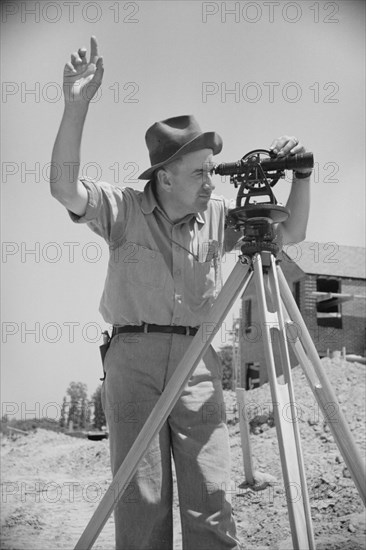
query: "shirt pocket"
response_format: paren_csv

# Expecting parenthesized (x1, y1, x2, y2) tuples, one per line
(118, 242, 167, 289)
(193, 256, 219, 299)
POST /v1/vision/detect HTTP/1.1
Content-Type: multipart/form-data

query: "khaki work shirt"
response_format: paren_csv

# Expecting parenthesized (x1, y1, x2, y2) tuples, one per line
(69, 179, 237, 327)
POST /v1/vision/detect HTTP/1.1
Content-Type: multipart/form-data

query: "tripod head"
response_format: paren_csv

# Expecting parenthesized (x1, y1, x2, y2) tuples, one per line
(215, 149, 314, 256)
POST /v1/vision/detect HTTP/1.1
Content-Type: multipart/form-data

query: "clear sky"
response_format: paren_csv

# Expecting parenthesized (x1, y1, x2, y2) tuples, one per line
(1, 0, 365, 420)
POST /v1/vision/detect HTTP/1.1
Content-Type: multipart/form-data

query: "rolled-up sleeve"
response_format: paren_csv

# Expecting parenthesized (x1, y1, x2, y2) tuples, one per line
(68, 178, 130, 245)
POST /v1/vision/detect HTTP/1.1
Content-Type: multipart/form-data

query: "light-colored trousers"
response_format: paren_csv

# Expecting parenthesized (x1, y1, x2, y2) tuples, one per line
(102, 331, 241, 550)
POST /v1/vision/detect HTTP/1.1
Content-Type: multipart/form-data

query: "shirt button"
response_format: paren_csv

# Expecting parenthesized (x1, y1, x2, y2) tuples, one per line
(174, 269, 181, 277)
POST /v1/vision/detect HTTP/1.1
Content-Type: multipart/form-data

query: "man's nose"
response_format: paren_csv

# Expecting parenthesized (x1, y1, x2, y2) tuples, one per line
(203, 175, 215, 192)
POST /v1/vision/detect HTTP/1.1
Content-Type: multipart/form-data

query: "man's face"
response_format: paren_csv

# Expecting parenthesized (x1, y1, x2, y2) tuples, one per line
(164, 148, 216, 214)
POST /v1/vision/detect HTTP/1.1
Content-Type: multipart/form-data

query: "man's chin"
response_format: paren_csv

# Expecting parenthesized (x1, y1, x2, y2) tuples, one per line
(197, 195, 211, 208)
(197, 202, 210, 213)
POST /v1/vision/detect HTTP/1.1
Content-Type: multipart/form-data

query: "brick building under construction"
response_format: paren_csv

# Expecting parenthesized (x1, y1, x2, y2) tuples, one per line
(234, 241, 366, 389)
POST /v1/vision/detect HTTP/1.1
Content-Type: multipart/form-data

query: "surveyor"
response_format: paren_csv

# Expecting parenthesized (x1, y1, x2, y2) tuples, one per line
(50, 37, 311, 550)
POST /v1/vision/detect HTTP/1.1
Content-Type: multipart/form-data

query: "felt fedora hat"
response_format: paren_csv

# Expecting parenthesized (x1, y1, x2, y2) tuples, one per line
(138, 115, 223, 180)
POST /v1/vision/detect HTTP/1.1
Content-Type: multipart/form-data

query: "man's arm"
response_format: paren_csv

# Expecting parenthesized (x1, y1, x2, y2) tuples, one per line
(50, 36, 104, 216)
(280, 172, 310, 244)
(269, 135, 311, 245)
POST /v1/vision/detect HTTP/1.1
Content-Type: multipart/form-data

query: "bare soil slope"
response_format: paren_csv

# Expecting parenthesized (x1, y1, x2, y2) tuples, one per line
(1, 358, 365, 549)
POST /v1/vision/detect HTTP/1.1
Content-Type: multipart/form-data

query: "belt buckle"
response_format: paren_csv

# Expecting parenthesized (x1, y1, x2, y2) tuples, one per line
(143, 323, 149, 334)
(186, 326, 190, 336)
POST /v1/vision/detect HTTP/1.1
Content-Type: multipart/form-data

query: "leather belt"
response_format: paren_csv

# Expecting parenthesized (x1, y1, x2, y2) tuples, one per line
(112, 323, 199, 338)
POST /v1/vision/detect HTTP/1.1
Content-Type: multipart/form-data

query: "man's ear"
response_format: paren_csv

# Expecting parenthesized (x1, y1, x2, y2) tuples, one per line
(156, 168, 173, 193)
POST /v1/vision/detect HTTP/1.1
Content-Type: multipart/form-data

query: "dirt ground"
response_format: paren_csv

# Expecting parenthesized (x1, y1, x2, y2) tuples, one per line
(1, 357, 365, 550)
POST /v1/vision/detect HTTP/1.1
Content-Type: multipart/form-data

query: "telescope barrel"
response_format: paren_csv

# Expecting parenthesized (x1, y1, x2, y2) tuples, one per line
(214, 160, 243, 176)
(215, 152, 314, 176)
(261, 152, 314, 171)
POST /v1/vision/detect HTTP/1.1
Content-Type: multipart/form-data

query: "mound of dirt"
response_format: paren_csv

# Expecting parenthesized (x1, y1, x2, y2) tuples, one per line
(1, 358, 365, 549)
(228, 357, 366, 549)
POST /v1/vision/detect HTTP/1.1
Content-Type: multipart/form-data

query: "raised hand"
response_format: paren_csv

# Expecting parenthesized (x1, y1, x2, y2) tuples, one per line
(269, 135, 310, 174)
(63, 36, 104, 105)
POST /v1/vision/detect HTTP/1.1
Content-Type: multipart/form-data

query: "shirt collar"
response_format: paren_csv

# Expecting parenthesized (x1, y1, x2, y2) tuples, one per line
(141, 181, 206, 225)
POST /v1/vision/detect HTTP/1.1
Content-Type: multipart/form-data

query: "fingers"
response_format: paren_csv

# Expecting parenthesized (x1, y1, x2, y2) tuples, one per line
(68, 37, 100, 70)
(63, 62, 76, 75)
(270, 135, 306, 157)
(64, 37, 104, 99)
(71, 51, 83, 69)
(91, 56, 104, 86)
(89, 35, 99, 64)
(78, 47, 88, 66)
(288, 142, 304, 155)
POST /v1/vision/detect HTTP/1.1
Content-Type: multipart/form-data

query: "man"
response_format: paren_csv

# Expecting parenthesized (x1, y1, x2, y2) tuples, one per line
(50, 37, 311, 550)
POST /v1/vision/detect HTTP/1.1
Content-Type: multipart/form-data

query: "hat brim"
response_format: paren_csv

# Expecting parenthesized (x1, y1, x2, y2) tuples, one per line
(138, 131, 223, 180)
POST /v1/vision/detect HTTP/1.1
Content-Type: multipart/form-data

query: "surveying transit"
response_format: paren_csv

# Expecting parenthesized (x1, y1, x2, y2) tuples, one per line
(74, 148, 366, 550)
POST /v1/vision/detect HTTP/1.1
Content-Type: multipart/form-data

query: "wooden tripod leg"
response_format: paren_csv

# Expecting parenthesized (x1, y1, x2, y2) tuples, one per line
(236, 387, 255, 485)
(253, 253, 315, 550)
(236, 387, 278, 491)
(74, 260, 252, 550)
(277, 266, 366, 506)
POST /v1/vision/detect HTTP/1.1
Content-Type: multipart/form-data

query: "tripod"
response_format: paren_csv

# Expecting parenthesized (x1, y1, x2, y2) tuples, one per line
(74, 152, 366, 550)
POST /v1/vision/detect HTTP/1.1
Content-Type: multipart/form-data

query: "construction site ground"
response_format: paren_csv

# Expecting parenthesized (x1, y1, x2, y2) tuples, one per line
(1, 357, 365, 550)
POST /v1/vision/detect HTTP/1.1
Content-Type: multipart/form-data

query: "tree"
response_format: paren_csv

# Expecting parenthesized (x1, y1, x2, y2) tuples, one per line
(217, 345, 234, 390)
(65, 381, 88, 430)
(92, 385, 106, 430)
(59, 396, 67, 429)
(80, 396, 91, 429)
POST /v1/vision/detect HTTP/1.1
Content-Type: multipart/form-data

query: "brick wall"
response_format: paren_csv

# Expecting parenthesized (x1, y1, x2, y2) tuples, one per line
(237, 267, 366, 388)
(299, 275, 366, 355)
